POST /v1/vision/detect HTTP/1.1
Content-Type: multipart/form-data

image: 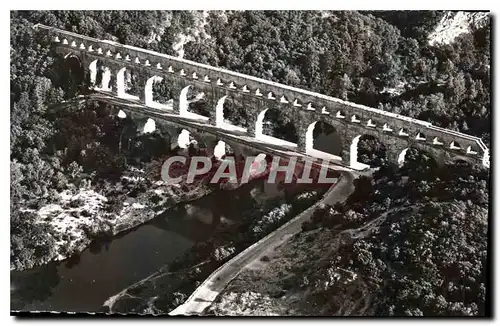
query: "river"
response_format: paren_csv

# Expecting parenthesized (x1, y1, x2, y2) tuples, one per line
(11, 178, 288, 313)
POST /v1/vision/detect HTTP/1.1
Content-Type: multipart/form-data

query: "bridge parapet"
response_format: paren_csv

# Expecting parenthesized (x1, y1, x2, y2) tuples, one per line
(34, 24, 490, 169)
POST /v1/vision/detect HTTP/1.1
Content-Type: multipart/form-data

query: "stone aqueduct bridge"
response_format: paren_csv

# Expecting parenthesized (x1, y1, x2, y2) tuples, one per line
(35, 24, 490, 170)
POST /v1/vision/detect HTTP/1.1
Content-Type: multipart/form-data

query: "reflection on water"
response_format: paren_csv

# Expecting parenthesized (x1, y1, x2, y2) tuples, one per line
(10, 178, 284, 313)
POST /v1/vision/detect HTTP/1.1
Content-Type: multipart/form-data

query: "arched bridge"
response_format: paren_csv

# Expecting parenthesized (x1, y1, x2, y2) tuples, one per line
(35, 24, 490, 170)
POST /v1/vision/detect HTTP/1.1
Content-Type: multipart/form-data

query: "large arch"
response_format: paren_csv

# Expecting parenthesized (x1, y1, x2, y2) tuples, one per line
(144, 76, 171, 109)
(181, 85, 211, 120)
(305, 121, 342, 161)
(115, 67, 138, 100)
(255, 108, 298, 147)
(59, 53, 85, 97)
(397, 146, 439, 168)
(216, 96, 250, 132)
(349, 134, 387, 169)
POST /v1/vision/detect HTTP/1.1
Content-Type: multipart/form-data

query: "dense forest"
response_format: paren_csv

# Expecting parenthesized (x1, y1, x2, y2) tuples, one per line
(10, 10, 490, 314)
(299, 150, 489, 316)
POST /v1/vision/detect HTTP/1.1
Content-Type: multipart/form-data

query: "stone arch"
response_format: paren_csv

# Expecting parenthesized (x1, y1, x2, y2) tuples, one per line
(101, 67, 112, 92)
(213, 140, 236, 160)
(183, 84, 211, 119)
(177, 129, 191, 149)
(115, 67, 129, 98)
(61, 53, 84, 93)
(449, 156, 475, 167)
(254, 107, 298, 146)
(219, 95, 250, 132)
(215, 96, 228, 127)
(305, 120, 342, 160)
(145, 76, 168, 108)
(89, 60, 99, 87)
(143, 118, 156, 134)
(248, 153, 269, 178)
(117, 110, 127, 119)
(179, 85, 193, 117)
(175, 129, 209, 155)
(397, 146, 438, 168)
(397, 148, 409, 167)
(349, 134, 387, 169)
(255, 108, 269, 139)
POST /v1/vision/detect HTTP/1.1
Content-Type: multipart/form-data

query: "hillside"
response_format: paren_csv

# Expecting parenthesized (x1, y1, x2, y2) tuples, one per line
(207, 150, 489, 316)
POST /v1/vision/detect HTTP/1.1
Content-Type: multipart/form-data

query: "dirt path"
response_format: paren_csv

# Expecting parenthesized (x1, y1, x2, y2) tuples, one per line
(169, 171, 356, 316)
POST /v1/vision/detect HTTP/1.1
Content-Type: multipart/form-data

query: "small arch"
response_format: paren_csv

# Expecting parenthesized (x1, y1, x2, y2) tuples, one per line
(321, 106, 329, 114)
(192, 72, 198, 79)
(203, 75, 211, 82)
(177, 129, 191, 149)
(214, 140, 226, 160)
(213, 141, 236, 160)
(229, 82, 236, 89)
(433, 137, 443, 145)
(242, 85, 250, 93)
(143, 118, 156, 134)
(399, 128, 409, 137)
(115, 53, 122, 59)
(336, 111, 345, 119)
(144, 60, 151, 66)
(466, 146, 477, 155)
(117, 110, 127, 119)
(255, 89, 263, 96)
(382, 123, 393, 132)
(416, 132, 426, 141)
(267, 92, 276, 100)
(293, 99, 303, 107)
(216, 78, 223, 86)
(280, 95, 289, 104)
(366, 119, 376, 127)
(450, 141, 461, 150)
(351, 115, 360, 123)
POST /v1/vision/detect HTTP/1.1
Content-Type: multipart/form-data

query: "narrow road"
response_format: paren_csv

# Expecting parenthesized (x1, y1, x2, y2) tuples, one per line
(169, 171, 356, 316)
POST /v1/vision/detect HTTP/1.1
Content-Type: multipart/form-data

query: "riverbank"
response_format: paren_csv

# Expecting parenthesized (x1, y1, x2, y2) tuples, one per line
(101, 178, 334, 314)
(11, 165, 215, 272)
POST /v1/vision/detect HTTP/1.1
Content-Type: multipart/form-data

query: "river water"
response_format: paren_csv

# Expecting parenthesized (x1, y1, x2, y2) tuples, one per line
(10, 178, 288, 313)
